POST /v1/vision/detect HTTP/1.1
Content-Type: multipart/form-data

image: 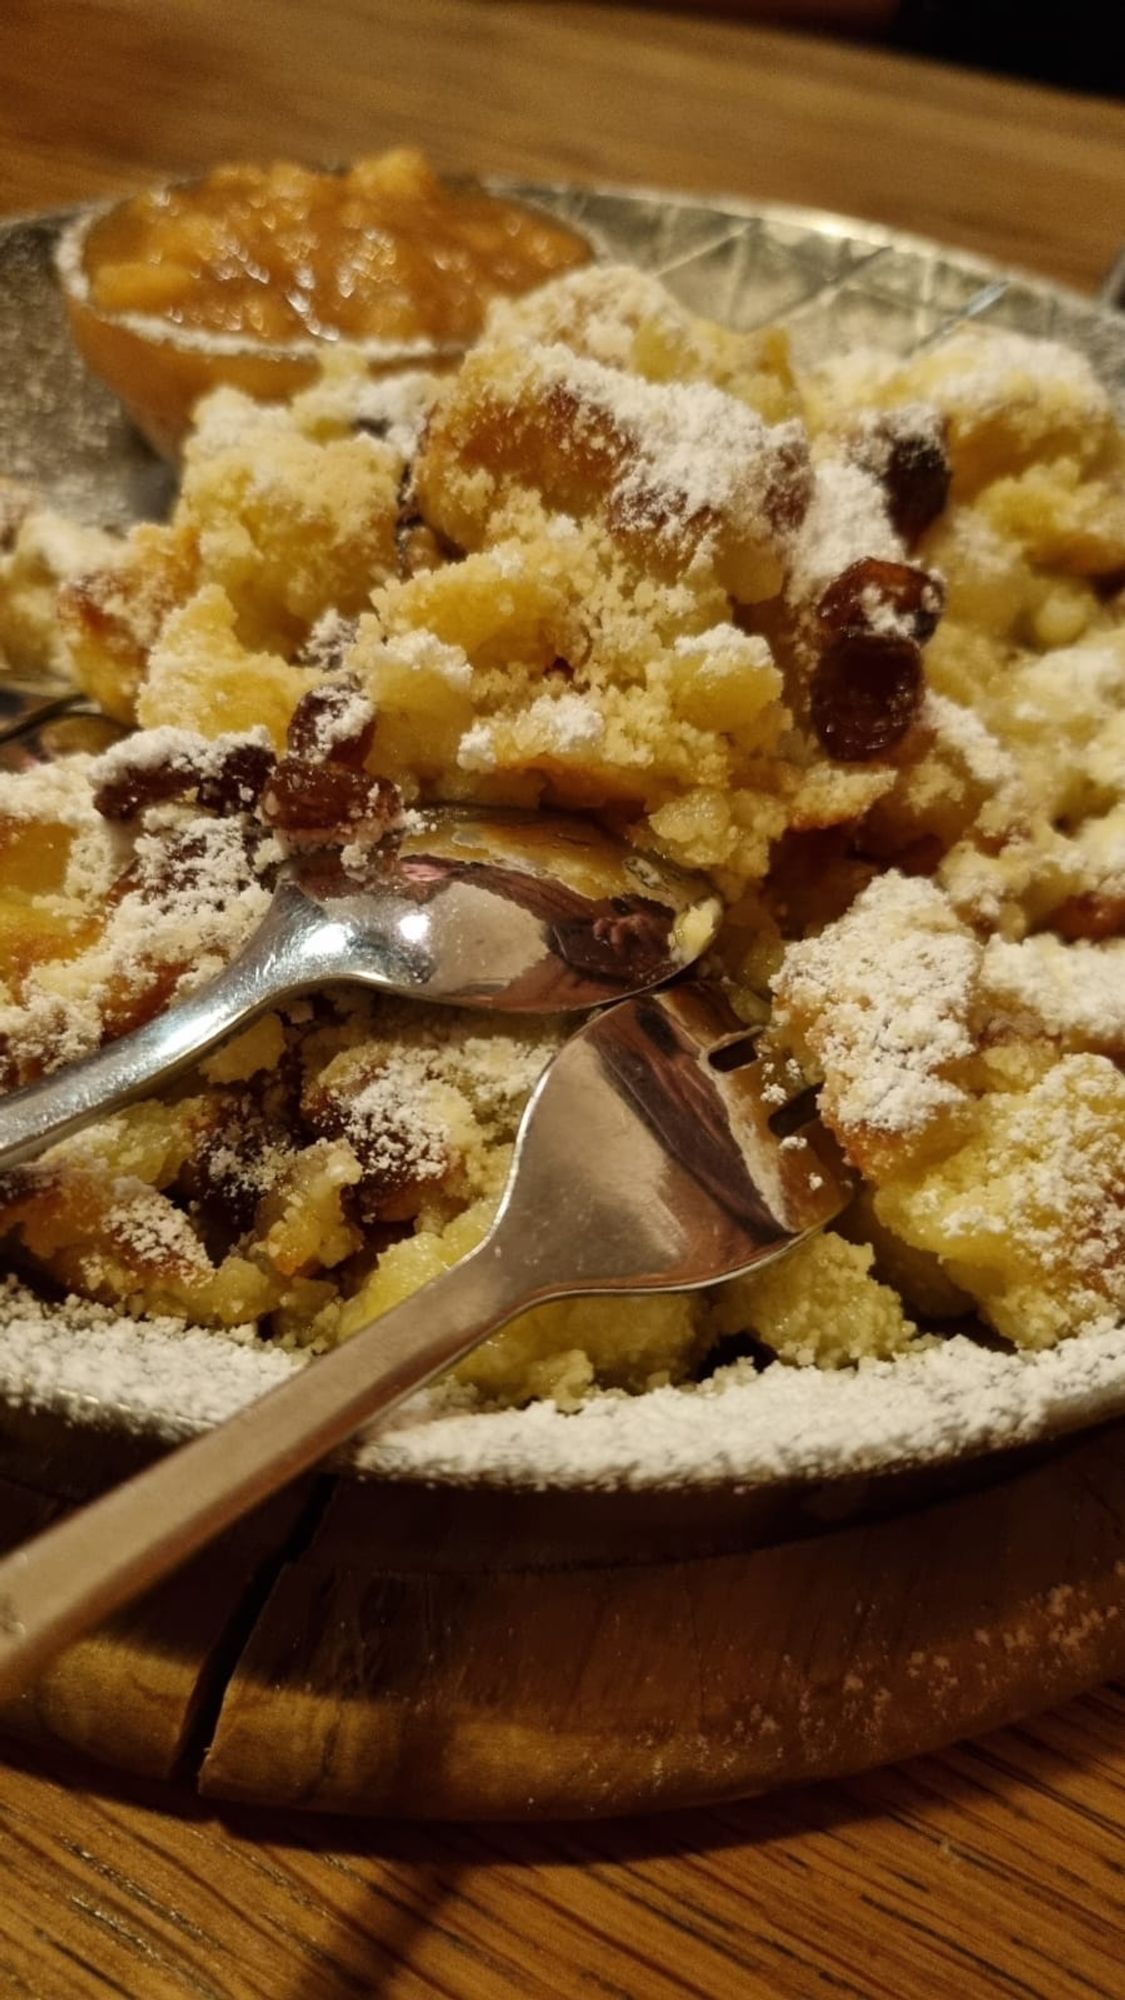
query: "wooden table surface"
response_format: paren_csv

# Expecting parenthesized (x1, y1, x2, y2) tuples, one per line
(1, 3, 1124, 1994)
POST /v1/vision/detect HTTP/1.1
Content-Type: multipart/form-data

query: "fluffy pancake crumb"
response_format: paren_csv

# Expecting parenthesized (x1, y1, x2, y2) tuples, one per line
(3, 264, 1125, 1405)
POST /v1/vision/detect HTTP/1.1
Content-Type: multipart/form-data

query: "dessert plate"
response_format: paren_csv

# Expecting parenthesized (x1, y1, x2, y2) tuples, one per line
(1, 185, 1124, 1493)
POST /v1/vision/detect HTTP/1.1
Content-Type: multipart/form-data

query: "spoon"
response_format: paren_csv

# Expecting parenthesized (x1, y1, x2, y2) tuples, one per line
(0, 807, 722, 1173)
(0, 979, 850, 1704)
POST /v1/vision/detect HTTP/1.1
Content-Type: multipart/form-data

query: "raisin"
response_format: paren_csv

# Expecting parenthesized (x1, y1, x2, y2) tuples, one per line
(884, 432, 951, 545)
(394, 467, 460, 579)
(109, 820, 269, 910)
(343, 1158, 433, 1227)
(94, 758, 197, 820)
(850, 412, 951, 545)
(817, 557, 944, 645)
(261, 757, 401, 840)
(196, 740, 275, 813)
(543, 896, 677, 985)
(810, 634, 923, 761)
(302, 1077, 438, 1224)
(191, 1129, 266, 1241)
(286, 674, 375, 768)
(1050, 892, 1125, 942)
(93, 736, 275, 820)
(101, 958, 186, 1040)
(179, 1094, 280, 1253)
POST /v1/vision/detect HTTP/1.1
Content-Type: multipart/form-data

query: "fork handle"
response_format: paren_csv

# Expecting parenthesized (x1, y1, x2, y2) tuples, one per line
(0, 1233, 534, 1704)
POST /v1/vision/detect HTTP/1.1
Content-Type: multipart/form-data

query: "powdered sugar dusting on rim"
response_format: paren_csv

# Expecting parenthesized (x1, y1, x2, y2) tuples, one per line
(1, 1276, 1124, 1490)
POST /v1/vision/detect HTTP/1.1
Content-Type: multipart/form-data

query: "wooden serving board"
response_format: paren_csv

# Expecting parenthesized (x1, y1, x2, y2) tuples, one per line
(1, 1412, 1123, 1819)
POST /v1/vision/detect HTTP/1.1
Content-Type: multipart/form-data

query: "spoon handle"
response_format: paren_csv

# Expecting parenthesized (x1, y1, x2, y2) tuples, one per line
(0, 683, 86, 746)
(0, 1235, 531, 1705)
(0, 888, 315, 1173)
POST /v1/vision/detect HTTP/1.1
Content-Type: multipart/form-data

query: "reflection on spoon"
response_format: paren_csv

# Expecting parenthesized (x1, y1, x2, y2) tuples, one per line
(0, 806, 723, 1172)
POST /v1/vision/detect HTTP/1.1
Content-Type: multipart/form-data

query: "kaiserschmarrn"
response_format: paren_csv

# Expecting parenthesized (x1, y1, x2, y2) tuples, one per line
(2, 257, 1124, 1407)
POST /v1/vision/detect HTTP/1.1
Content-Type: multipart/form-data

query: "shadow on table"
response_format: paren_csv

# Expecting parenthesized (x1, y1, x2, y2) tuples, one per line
(2, 1685, 1121, 1999)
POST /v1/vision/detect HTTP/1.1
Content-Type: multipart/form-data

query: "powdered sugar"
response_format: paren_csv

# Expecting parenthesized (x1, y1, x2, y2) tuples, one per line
(7, 507, 118, 581)
(858, 574, 943, 641)
(457, 690, 605, 771)
(485, 263, 694, 371)
(186, 387, 296, 459)
(922, 690, 1017, 787)
(772, 874, 980, 1138)
(103, 1177, 215, 1279)
(353, 1319, 1125, 1489)
(307, 367, 438, 458)
(88, 723, 272, 786)
(917, 328, 1110, 424)
(893, 1054, 1125, 1342)
(787, 454, 902, 607)
(0, 802, 278, 1081)
(0, 751, 102, 824)
(533, 341, 807, 545)
(381, 628, 473, 689)
(342, 1056, 451, 1186)
(456, 721, 497, 773)
(1008, 632, 1125, 737)
(522, 690, 605, 754)
(310, 684, 373, 756)
(435, 1028, 555, 1118)
(3, 1271, 1125, 1490)
(848, 401, 945, 478)
(0, 1278, 292, 1439)
(981, 934, 1125, 1050)
(672, 624, 773, 672)
(296, 609, 360, 681)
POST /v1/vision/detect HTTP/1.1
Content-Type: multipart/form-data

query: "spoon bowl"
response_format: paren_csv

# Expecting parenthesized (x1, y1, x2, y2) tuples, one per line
(288, 808, 721, 1012)
(0, 807, 723, 1173)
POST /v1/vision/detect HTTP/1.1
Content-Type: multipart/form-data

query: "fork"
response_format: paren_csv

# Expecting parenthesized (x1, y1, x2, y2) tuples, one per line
(0, 980, 850, 1703)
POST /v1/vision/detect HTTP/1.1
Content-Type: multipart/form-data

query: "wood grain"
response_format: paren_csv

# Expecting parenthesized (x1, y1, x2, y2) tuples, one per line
(0, 0, 1122, 292)
(0, 1695, 1123, 2000)
(1, 2, 1124, 1991)
(199, 1426, 1125, 1816)
(0, 1472, 311, 1781)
